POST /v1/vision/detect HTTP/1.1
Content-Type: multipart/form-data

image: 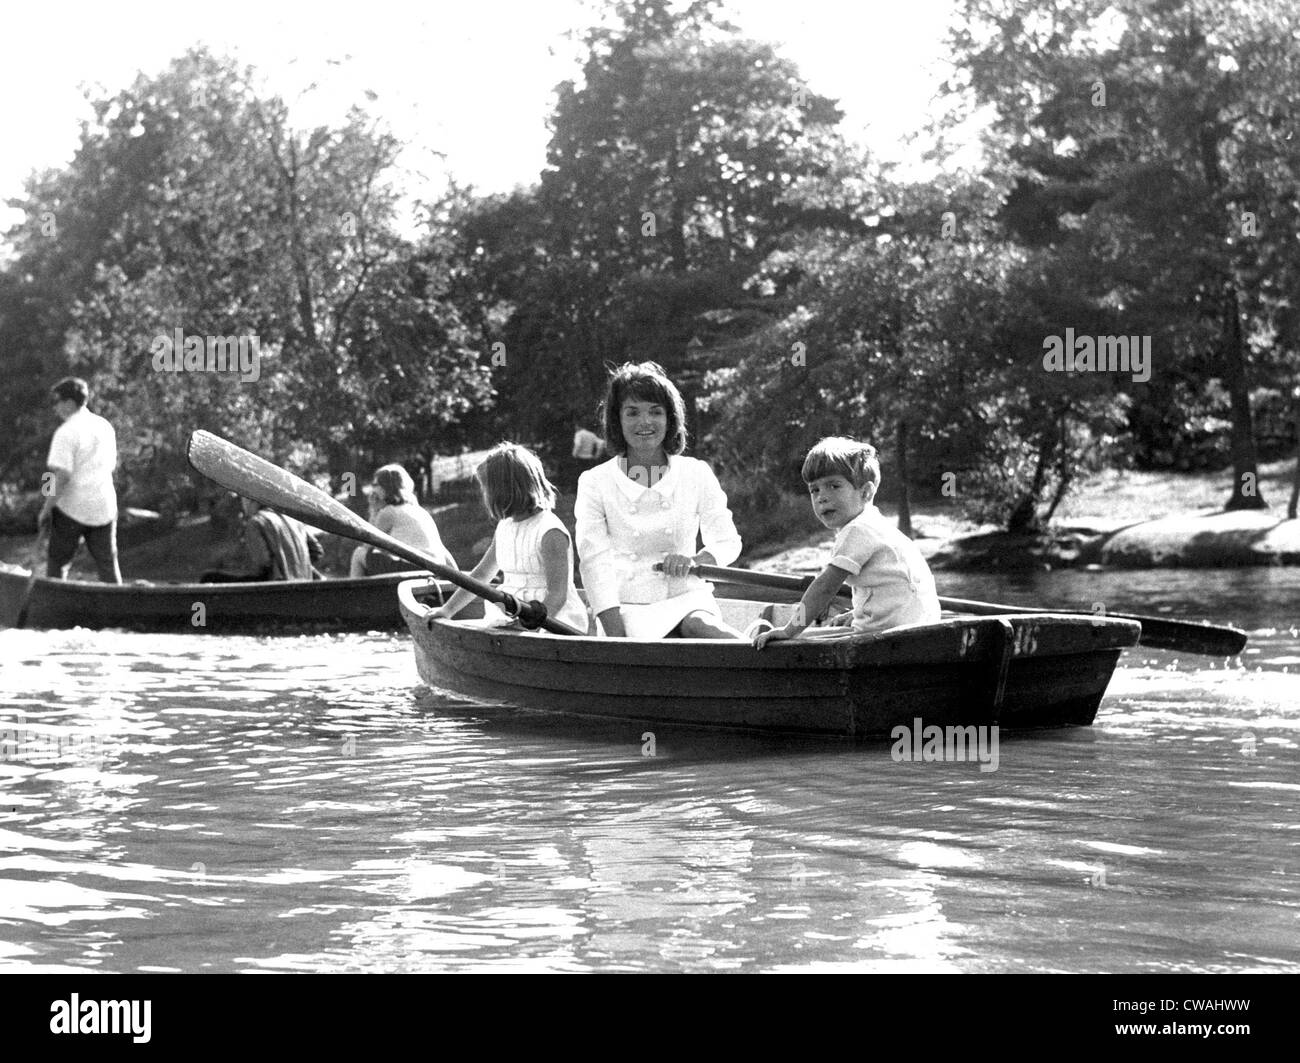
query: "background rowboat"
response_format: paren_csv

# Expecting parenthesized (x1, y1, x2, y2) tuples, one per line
(397, 580, 1142, 737)
(0, 564, 449, 633)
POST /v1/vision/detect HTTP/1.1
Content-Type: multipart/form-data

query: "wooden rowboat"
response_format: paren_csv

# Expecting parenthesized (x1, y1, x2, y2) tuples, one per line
(0, 564, 450, 633)
(397, 580, 1142, 737)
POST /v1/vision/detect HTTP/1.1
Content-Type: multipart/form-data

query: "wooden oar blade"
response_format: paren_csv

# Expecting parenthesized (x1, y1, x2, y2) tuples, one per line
(937, 596, 1247, 656)
(1098, 615, 1245, 655)
(188, 430, 463, 573)
(188, 430, 367, 543)
(186, 430, 584, 637)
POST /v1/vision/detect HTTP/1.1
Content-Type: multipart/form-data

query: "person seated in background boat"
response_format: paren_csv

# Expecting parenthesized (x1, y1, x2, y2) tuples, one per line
(575, 361, 745, 639)
(753, 437, 940, 649)
(430, 443, 588, 632)
(349, 464, 455, 577)
(200, 497, 324, 583)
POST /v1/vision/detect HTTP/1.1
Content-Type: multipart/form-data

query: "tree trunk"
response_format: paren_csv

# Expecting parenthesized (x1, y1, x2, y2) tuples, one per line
(1289, 450, 1299, 521)
(668, 138, 688, 273)
(1194, 98, 1266, 511)
(1008, 436, 1051, 534)
(1289, 399, 1300, 520)
(284, 140, 318, 348)
(1042, 408, 1072, 524)
(895, 419, 913, 538)
(420, 446, 437, 501)
(1042, 465, 1072, 525)
(1221, 286, 1267, 510)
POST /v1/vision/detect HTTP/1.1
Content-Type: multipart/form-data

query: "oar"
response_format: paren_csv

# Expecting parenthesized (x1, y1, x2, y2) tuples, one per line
(685, 562, 1247, 656)
(14, 524, 52, 628)
(12, 568, 39, 628)
(186, 430, 584, 636)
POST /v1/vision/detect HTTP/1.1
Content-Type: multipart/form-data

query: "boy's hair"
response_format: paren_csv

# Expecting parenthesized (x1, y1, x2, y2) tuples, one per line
(371, 464, 418, 507)
(51, 377, 89, 407)
(475, 443, 557, 521)
(801, 437, 881, 494)
(599, 361, 688, 457)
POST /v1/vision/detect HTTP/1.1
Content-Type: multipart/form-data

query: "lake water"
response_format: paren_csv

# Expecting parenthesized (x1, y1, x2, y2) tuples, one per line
(0, 568, 1297, 973)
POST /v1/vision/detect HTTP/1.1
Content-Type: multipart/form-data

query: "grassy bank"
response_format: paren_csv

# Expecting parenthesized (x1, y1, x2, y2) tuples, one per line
(1054, 458, 1297, 524)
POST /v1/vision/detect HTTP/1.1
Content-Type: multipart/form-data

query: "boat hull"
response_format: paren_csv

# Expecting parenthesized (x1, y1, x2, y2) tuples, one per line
(0, 565, 450, 633)
(398, 580, 1141, 737)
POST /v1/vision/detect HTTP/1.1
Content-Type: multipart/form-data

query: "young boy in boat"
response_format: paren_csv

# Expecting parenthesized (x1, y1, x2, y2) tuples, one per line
(753, 437, 940, 648)
(430, 443, 588, 633)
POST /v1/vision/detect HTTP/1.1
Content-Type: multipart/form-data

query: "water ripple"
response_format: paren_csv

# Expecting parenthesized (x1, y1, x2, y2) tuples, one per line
(1, 571, 1298, 971)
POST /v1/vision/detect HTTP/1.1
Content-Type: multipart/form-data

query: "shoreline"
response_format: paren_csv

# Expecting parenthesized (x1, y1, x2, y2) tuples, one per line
(751, 508, 1300, 576)
(4, 492, 1298, 584)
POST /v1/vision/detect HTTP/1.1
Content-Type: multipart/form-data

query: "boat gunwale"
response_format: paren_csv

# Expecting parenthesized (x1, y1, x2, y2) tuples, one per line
(0, 564, 435, 598)
(396, 578, 1143, 671)
(0, 566, 449, 631)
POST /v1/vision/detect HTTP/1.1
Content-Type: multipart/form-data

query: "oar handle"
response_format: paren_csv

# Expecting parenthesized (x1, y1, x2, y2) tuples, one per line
(677, 561, 850, 600)
(683, 561, 1246, 657)
(186, 430, 584, 636)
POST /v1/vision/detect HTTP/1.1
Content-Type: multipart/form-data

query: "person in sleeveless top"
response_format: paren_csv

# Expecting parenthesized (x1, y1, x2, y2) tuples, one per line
(349, 463, 455, 577)
(431, 443, 588, 633)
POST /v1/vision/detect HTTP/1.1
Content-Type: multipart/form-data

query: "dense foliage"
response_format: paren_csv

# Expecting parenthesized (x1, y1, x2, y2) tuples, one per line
(1, 49, 489, 515)
(2, 0, 1298, 532)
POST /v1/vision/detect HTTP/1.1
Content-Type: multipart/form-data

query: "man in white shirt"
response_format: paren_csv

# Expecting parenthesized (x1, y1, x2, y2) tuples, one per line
(572, 426, 604, 461)
(38, 377, 122, 583)
(568, 423, 606, 490)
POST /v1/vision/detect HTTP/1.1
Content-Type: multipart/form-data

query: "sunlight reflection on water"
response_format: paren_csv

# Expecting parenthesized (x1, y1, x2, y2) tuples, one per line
(0, 569, 1297, 972)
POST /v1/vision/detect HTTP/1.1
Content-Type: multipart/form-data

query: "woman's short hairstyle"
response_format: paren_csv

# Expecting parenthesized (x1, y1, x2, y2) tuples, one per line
(599, 361, 688, 457)
(371, 464, 418, 507)
(51, 377, 89, 407)
(475, 443, 557, 521)
(801, 437, 881, 495)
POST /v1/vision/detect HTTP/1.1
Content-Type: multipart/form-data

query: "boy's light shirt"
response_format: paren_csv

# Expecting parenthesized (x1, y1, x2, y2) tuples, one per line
(827, 504, 940, 633)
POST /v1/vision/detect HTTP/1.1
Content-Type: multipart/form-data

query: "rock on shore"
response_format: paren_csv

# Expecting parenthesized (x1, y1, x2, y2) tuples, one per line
(1098, 510, 1300, 568)
(755, 511, 1300, 574)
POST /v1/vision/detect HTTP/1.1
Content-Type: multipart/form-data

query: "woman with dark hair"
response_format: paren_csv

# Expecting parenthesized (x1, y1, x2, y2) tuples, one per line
(575, 361, 744, 639)
(349, 463, 455, 576)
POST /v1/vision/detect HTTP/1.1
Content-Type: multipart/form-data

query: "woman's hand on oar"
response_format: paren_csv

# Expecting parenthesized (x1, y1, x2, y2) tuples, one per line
(185, 430, 584, 636)
(681, 561, 1247, 657)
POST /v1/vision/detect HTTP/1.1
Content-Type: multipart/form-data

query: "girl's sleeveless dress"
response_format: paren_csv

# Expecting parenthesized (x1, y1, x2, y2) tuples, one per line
(487, 510, 590, 633)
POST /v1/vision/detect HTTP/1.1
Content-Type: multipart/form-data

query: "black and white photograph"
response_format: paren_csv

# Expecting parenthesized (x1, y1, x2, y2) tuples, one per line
(0, 0, 1295, 1026)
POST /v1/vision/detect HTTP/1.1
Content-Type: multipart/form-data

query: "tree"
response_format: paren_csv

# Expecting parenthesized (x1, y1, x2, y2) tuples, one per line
(2, 48, 493, 509)
(335, 252, 492, 479)
(948, 0, 1300, 510)
(543, 1, 845, 275)
(703, 161, 1135, 534)
(454, 0, 856, 460)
